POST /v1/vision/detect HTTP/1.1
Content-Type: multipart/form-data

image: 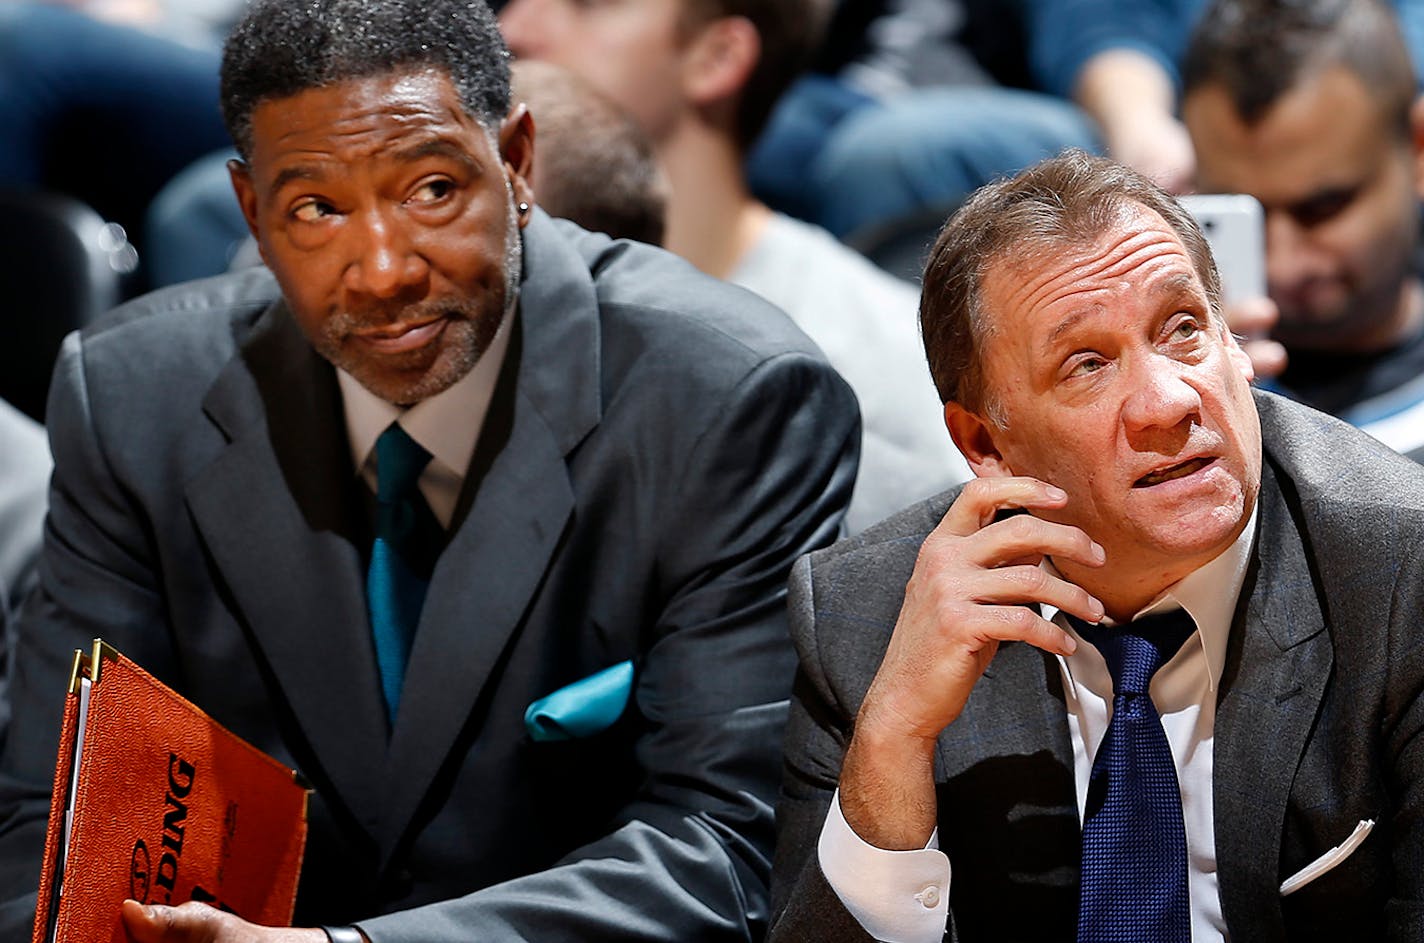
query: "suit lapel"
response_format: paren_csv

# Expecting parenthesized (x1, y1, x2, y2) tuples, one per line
(1214, 459, 1333, 939)
(185, 301, 390, 828)
(376, 213, 601, 860)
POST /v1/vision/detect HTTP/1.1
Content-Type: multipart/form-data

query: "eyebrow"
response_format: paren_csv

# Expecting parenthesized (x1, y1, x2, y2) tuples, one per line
(390, 138, 482, 175)
(265, 138, 483, 199)
(1042, 272, 1203, 348)
(268, 163, 326, 199)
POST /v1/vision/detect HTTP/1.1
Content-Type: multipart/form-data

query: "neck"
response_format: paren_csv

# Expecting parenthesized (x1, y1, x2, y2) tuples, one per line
(1055, 538, 1237, 624)
(656, 118, 768, 279)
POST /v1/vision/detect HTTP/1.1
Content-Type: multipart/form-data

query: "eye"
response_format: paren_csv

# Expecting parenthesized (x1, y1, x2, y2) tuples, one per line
(291, 199, 336, 223)
(1173, 317, 1201, 339)
(1289, 187, 1357, 228)
(1066, 354, 1109, 378)
(408, 178, 455, 204)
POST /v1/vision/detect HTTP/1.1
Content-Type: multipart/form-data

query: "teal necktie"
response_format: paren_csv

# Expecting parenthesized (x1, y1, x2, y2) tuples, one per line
(367, 422, 441, 721)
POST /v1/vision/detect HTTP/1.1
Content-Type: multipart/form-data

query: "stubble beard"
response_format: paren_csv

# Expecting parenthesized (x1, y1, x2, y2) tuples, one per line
(322, 198, 524, 406)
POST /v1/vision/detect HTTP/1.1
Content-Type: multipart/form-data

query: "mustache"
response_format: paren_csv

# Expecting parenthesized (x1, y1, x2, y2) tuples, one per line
(329, 297, 482, 333)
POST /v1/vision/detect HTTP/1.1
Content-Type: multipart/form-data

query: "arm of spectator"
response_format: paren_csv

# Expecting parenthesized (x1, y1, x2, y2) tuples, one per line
(1073, 48, 1196, 193)
(1021, 0, 1199, 189)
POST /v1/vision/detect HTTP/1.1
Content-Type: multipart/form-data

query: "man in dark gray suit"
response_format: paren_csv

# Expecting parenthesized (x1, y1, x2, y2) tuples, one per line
(0, 1, 859, 941)
(770, 150, 1424, 941)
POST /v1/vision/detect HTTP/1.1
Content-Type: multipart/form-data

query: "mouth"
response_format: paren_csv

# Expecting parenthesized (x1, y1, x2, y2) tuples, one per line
(352, 317, 447, 354)
(1134, 456, 1215, 488)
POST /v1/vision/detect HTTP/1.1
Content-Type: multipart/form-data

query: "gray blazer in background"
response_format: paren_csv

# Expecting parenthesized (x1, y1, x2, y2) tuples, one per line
(0, 397, 49, 613)
(771, 390, 1424, 942)
(0, 213, 861, 942)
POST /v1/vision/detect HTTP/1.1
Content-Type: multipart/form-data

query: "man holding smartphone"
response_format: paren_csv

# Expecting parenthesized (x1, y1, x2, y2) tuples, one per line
(1182, 0, 1424, 459)
(769, 151, 1424, 941)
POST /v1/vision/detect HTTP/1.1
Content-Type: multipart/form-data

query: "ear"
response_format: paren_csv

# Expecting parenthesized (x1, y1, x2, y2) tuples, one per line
(500, 102, 536, 228)
(227, 158, 268, 266)
(945, 401, 1015, 478)
(680, 15, 759, 108)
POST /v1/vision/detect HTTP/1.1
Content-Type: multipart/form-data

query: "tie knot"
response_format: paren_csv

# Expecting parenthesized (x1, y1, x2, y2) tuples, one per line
(1071, 608, 1196, 697)
(374, 423, 432, 503)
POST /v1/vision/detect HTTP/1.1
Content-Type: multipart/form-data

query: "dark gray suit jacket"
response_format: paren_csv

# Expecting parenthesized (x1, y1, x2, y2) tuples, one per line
(770, 390, 1424, 942)
(0, 213, 861, 942)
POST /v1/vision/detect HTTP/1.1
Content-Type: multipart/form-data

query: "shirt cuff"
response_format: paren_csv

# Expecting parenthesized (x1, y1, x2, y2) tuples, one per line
(816, 789, 951, 943)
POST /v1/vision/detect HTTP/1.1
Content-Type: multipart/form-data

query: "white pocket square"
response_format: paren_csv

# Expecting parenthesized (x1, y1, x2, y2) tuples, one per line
(1279, 818, 1374, 896)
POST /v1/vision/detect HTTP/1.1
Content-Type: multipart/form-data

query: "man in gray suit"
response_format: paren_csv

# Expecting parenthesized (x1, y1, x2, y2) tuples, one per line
(0, 0, 859, 940)
(770, 150, 1424, 941)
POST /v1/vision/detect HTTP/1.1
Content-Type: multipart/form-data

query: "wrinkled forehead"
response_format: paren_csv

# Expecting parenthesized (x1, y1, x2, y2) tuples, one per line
(247, 69, 498, 167)
(980, 204, 1206, 331)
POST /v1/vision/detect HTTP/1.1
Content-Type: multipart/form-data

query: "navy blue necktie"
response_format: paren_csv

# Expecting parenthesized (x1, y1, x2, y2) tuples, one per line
(1067, 608, 1197, 943)
(367, 423, 441, 721)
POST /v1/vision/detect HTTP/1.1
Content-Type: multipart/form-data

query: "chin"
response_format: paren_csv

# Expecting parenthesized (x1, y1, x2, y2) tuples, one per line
(1140, 497, 1250, 563)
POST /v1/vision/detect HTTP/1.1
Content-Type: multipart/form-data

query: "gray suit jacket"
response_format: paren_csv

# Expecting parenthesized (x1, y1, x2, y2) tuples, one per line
(0, 213, 861, 942)
(770, 390, 1424, 942)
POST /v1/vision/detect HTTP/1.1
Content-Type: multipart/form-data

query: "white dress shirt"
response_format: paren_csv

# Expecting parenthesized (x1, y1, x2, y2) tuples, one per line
(336, 311, 513, 527)
(818, 507, 1259, 943)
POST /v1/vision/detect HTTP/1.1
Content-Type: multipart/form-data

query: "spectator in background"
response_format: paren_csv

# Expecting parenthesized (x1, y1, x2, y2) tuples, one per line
(0, 398, 48, 615)
(0, 0, 238, 289)
(511, 60, 669, 246)
(1027, 0, 1424, 192)
(499, 0, 971, 533)
(0, 396, 49, 737)
(747, 0, 1101, 255)
(1182, 0, 1424, 459)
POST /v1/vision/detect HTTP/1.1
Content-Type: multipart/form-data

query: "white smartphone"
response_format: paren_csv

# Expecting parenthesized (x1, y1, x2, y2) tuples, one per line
(1179, 193, 1267, 305)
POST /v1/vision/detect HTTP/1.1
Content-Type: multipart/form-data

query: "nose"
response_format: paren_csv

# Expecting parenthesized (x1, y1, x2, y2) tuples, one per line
(342, 211, 429, 300)
(1120, 355, 1202, 435)
(499, 0, 550, 57)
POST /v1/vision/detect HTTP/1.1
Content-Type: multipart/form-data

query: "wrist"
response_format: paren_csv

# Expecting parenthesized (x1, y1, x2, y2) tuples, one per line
(839, 719, 939, 850)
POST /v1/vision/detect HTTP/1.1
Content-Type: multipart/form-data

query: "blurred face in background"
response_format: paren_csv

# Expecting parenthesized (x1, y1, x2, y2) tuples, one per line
(498, 0, 693, 143)
(1185, 64, 1424, 353)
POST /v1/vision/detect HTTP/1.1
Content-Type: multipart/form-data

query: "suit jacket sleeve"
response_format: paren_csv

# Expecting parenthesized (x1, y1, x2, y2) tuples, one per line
(0, 333, 179, 935)
(1382, 535, 1424, 937)
(766, 552, 887, 943)
(355, 351, 861, 942)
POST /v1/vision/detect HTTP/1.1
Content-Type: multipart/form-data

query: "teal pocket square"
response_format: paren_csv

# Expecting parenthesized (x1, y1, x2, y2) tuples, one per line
(524, 660, 634, 742)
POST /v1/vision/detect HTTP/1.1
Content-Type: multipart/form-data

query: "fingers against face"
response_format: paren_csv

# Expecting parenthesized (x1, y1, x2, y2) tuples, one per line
(933, 477, 1105, 621)
(861, 477, 1104, 743)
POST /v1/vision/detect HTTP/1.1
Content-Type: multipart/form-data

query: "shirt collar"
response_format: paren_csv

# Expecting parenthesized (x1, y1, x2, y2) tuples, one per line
(1048, 501, 1258, 698)
(338, 306, 514, 485)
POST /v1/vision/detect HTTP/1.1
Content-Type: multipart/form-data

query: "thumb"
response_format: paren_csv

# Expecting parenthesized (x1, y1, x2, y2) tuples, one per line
(121, 899, 219, 943)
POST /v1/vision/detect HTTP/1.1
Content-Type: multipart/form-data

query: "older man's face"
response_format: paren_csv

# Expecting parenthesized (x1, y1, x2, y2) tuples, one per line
(230, 68, 531, 406)
(972, 202, 1262, 580)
